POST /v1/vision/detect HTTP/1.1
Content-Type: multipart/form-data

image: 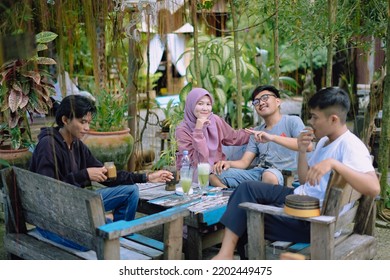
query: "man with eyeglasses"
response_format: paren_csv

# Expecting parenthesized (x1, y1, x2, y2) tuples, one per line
(212, 85, 312, 188)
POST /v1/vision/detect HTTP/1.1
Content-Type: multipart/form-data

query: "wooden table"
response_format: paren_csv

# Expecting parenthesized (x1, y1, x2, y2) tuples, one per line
(137, 182, 229, 259)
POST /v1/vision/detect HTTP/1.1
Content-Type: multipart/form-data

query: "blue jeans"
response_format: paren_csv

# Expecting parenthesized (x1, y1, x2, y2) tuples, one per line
(216, 167, 284, 188)
(96, 184, 139, 221)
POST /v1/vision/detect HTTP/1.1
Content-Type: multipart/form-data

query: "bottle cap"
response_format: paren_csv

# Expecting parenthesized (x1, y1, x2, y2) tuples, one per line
(183, 150, 188, 155)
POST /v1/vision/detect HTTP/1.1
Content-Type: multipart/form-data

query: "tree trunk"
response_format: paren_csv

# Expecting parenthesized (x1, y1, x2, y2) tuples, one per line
(82, 0, 99, 90)
(229, 0, 243, 129)
(326, 0, 337, 87)
(273, 0, 280, 88)
(377, 0, 390, 220)
(127, 23, 141, 172)
(55, 0, 66, 98)
(191, 0, 201, 86)
(96, 0, 107, 89)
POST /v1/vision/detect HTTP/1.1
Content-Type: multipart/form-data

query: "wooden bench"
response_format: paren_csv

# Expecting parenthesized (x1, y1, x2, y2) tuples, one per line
(240, 170, 377, 260)
(1, 166, 189, 260)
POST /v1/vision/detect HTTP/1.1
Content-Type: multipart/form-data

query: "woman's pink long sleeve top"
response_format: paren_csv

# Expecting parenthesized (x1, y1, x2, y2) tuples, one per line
(175, 115, 250, 170)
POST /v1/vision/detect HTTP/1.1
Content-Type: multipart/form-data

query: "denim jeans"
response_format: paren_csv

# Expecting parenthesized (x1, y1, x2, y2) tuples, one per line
(216, 167, 284, 188)
(96, 184, 139, 221)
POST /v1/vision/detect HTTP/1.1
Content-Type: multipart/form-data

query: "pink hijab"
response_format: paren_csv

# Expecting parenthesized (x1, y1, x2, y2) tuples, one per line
(180, 88, 219, 152)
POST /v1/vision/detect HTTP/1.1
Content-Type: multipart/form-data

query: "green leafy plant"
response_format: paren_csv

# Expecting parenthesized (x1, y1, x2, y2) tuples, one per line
(152, 84, 190, 170)
(89, 79, 130, 132)
(157, 98, 177, 132)
(0, 31, 57, 150)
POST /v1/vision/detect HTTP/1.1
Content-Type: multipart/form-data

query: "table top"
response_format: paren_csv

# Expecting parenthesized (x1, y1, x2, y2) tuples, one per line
(137, 182, 230, 227)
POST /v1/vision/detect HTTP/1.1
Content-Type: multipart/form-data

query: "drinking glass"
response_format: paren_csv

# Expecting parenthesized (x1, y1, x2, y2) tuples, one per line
(197, 162, 210, 194)
(180, 168, 193, 199)
(104, 162, 117, 181)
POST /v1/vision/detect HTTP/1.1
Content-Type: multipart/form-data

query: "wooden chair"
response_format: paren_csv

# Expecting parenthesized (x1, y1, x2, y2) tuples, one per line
(1, 166, 189, 260)
(239, 170, 377, 260)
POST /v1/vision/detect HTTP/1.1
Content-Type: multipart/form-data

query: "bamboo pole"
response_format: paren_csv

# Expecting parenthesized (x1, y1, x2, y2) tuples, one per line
(229, 0, 242, 129)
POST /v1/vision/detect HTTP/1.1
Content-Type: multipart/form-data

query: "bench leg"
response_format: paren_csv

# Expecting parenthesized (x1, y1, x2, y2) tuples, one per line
(163, 217, 184, 260)
(186, 226, 203, 260)
(96, 238, 120, 260)
(247, 210, 266, 259)
(310, 221, 335, 259)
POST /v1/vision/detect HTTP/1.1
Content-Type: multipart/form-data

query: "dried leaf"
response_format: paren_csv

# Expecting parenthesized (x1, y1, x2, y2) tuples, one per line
(21, 82, 31, 95)
(36, 57, 56, 65)
(23, 71, 41, 85)
(42, 84, 56, 100)
(8, 89, 22, 113)
(34, 99, 48, 114)
(12, 82, 23, 92)
(19, 94, 29, 109)
(8, 114, 20, 128)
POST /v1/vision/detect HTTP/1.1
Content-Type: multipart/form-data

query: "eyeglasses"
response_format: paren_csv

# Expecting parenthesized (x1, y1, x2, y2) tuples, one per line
(252, 94, 277, 106)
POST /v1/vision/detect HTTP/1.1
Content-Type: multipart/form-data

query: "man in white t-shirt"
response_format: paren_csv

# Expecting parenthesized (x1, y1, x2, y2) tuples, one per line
(212, 86, 380, 260)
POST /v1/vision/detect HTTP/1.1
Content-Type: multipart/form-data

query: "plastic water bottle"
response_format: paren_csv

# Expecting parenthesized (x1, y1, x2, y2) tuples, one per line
(181, 150, 191, 170)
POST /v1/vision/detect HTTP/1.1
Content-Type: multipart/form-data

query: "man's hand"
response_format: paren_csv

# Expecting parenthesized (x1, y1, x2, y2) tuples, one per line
(148, 170, 174, 183)
(213, 160, 231, 175)
(87, 167, 107, 182)
(305, 159, 334, 186)
(297, 127, 314, 153)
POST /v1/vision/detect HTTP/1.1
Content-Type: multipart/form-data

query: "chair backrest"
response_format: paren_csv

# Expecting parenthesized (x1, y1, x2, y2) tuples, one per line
(321, 170, 375, 237)
(1, 166, 106, 250)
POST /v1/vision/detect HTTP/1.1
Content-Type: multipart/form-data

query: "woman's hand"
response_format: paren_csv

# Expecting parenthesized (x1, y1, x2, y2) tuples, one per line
(245, 128, 274, 143)
(195, 117, 210, 129)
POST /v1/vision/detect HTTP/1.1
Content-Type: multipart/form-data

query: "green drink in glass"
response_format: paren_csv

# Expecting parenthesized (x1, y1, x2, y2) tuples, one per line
(179, 168, 193, 199)
(181, 178, 192, 195)
(197, 162, 210, 194)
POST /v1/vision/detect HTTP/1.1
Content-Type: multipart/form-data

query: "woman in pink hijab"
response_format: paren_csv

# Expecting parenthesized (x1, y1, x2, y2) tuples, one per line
(175, 88, 250, 185)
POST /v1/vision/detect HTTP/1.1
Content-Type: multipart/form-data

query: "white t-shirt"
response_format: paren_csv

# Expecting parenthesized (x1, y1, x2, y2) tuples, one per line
(294, 130, 374, 205)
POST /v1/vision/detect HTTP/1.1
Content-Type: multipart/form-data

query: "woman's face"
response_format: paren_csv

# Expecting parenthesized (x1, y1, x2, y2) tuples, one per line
(193, 95, 212, 119)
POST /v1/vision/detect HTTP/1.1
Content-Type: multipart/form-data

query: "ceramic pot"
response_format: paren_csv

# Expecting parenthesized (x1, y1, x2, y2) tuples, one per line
(82, 128, 134, 171)
(0, 146, 32, 169)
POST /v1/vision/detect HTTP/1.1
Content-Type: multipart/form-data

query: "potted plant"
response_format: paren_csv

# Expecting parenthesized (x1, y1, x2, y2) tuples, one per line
(157, 98, 177, 133)
(153, 85, 189, 190)
(82, 79, 134, 170)
(0, 31, 57, 168)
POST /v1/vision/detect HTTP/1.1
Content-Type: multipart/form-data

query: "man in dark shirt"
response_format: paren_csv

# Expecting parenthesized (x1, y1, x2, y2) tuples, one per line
(30, 94, 173, 222)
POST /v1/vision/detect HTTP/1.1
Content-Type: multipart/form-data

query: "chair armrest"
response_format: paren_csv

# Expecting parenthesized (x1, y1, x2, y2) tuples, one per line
(239, 202, 337, 259)
(96, 205, 190, 240)
(239, 202, 336, 224)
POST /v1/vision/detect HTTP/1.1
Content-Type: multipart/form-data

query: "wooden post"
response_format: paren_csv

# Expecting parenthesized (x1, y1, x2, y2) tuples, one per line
(163, 217, 184, 260)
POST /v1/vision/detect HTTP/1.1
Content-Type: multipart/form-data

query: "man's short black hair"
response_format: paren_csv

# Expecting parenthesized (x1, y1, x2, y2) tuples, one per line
(308, 87, 350, 123)
(251, 85, 280, 101)
(55, 95, 97, 127)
